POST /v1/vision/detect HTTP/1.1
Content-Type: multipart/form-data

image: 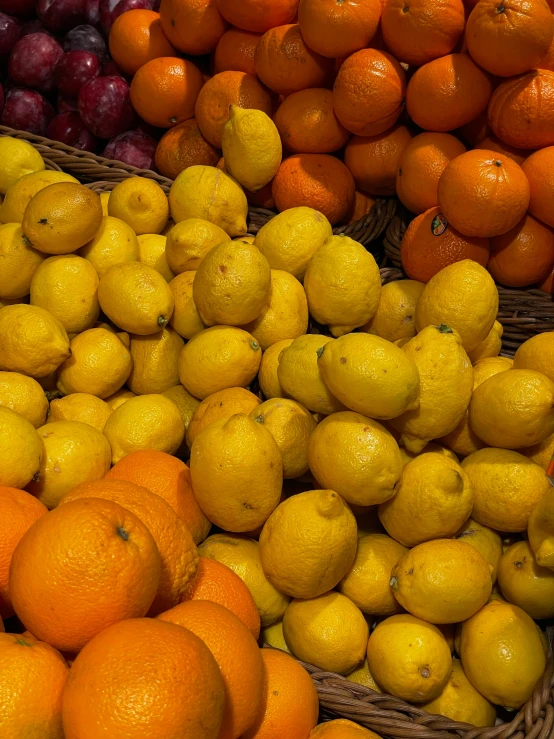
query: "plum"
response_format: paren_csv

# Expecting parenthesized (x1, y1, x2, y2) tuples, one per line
(0, 0, 36, 16)
(84, 0, 100, 26)
(56, 50, 100, 98)
(78, 75, 135, 139)
(98, 0, 153, 33)
(47, 110, 99, 151)
(100, 59, 127, 79)
(102, 129, 157, 169)
(9, 33, 64, 93)
(1, 87, 55, 135)
(19, 19, 52, 36)
(57, 93, 79, 112)
(0, 12, 20, 55)
(37, 0, 87, 32)
(63, 24, 107, 61)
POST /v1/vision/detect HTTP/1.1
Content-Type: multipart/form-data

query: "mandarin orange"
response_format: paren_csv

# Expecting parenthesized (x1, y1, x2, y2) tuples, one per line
(217, 0, 298, 32)
(109, 9, 176, 76)
(155, 118, 220, 179)
(274, 88, 350, 154)
(297, 0, 381, 58)
(488, 214, 554, 287)
(159, 0, 228, 55)
(522, 147, 554, 227)
(475, 136, 529, 166)
(214, 27, 261, 75)
(344, 125, 412, 196)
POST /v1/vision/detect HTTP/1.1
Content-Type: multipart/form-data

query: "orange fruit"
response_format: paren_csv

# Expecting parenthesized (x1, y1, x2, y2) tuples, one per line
(406, 53, 493, 132)
(159, 0, 228, 55)
(347, 191, 377, 224)
(333, 48, 406, 136)
(108, 9, 176, 76)
(214, 27, 261, 75)
(344, 125, 412, 197)
(242, 648, 319, 739)
(195, 70, 273, 147)
(437, 149, 530, 237)
(0, 632, 68, 738)
(475, 136, 529, 166)
(381, 0, 466, 66)
(539, 265, 554, 292)
(272, 153, 355, 225)
(522, 147, 554, 227)
(186, 387, 261, 448)
(217, 0, 298, 33)
(488, 69, 554, 150)
(487, 213, 554, 287)
(401, 206, 490, 282)
(62, 618, 226, 739)
(539, 30, 554, 71)
(158, 600, 264, 739)
(396, 132, 467, 215)
(465, 0, 554, 77)
(0, 485, 47, 619)
(297, 0, 381, 58)
(273, 88, 350, 154)
(310, 720, 381, 738)
(182, 556, 261, 638)
(458, 110, 491, 147)
(130, 56, 205, 129)
(9, 498, 161, 653)
(247, 180, 275, 209)
(155, 118, 220, 179)
(105, 449, 211, 545)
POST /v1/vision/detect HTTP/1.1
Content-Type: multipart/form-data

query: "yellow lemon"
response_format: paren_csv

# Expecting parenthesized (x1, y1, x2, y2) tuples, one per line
(415, 259, 499, 351)
(0, 169, 78, 224)
(513, 331, 554, 383)
(460, 601, 546, 709)
(79, 215, 139, 277)
(498, 540, 554, 619)
(235, 235, 255, 244)
(100, 191, 110, 216)
(397, 441, 459, 467)
(0, 406, 42, 488)
(108, 176, 168, 234)
(261, 619, 290, 653)
(259, 489, 357, 599)
(345, 660, 382, 694)
(0, 371, 48, 428)
(259, 339, 294, 399)
(255, 207, 333, 280)
(178, 325, 261, 399)
(310, 720, 382, 738)
(27, 420, 111, 508)
(308, 412, 402, 506)
(304, 235, 381, 336)
(127, 328, 184, 395)
(98, 261, 174, 335)
(137, 233, 174, 281)
(367, 614, 452, 703)
(187, 387, 260, 448)
(364, 279, 425, 343)
(0, 223, 44, 300)
(165, 218, 230, 274)
(473, 355, 513, 382)
(467, 320, 503, 363)
(283, 592, 369, 675)
(0, 137, 44, 193)
(250, 398, 316, 479)
(168, 272, 205, 339)
(104, 388, 136, 411)
(528, 492, 554, 568)
(161, 384, 200, 438)
(379, 453, 474, 547)
(222, 106, 282, 192)
(22, 183, 103, 255)
(455, 518, 503, 582)
(169, 165, 247, 237)
(47, 393, 112, 432)
(193, 239, 271, 326)
(522, 430, 554, 469)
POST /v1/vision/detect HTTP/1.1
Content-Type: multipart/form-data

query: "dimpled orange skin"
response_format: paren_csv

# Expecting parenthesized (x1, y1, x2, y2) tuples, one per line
(297, 0, 382, 59)
(159, 0, 228, 55)
(475, 136, 529, 167)
(487, 213, 554, 287)
(108, 9, 177, 76)
(155, 119, 220, 180)
(214, 28, 261, 75)
(344, 125, 412, 196)
(9, 498, 162, 653)
(217, 0, 298, 33)
(522, 147, 554, 227)
(62, 618, 226, 739)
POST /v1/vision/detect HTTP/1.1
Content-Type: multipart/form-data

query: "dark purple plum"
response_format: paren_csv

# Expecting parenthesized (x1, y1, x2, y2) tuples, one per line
(1, 87, 55, 134)
(56, 50, 100, 97)
(37, 0, 87, 31)
(98, 0, 153, 33)
(84, 0, 100, 26)
(78, 75, 135, 139)
(19, 19, 52, 36)
(0, 0, 36, 16)
(57, 92, 78, 112)
(47, 110, 99, 151)
(103, 130, 156, 169)
(63, 24, 107, 61)
(8, 33, 63, 93)
(0, 12, 20, 55)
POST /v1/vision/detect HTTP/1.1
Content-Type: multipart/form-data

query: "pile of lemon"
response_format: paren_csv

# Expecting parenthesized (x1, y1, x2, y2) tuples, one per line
(1, 126, 554, 727)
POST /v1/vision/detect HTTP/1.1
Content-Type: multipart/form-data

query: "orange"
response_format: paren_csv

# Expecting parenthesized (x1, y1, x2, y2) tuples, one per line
(475, 136, 529, 166)
(195, 70, 273, 147)
(217, 0, 298, 33)
(401, 207, 490, 282)
(381, 0, 465, 66)
(0, 632, 68, 738)
(539, 265, 554, 293)
(158, 600, 264, 739)
(62, 618, 226, 739)
(347, 191, 377, 224)
(182, 556, 261, 638)
(273, 88, 350, 154)
(159, 0, 228, 55)
(155, 118, 220, 179)
(488, 70, 554, 150)
(310, 720, 381, 738)
(437, 149, 530, 237)
(522, 147, 554, 228)
(9, 498, 161, 653)
(105, 449, 211, 544)
(396, 132, 467, 215)
(247, 180, 275, 209)
(0, 485, 47, 619)
(344, 125, 412, 197)
(187, 387, 261, 448)
(406, 53, 493, 133)
(297, 0, 381, 58)
(214, 27, 261, 75)
(465, 0, 554, 77)
(242, 648, 319, 739)
(272, 154, 355, 225)
(108, 9, 176, 76)
(458, 110, 491, 147)
(130, 56, 205, 128)
(333, 48, 406, 136)
(539, 30, 554, 71)
(487, 213, 554, 287)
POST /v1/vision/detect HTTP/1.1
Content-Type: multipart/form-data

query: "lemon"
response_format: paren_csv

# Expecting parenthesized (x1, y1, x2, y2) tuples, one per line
(255, 207, 333, 280)
(498, 540, 554, 619)
(22, 182, 103, 255)
(0, 304, 70, 378)
(528, 492, 554, 568)
(259, 489, 357, 599)
(346, 660, 382, 693)
(398, 441, 458, 467)
(460, 601, 546, 709)
(104, 388, 136, 411)
(169, 165, 247, 237)
(47, 393, 112, 432)
(308, 412, 402, 506)
(186, 387, 260, 448)
(261, 619, 290, 653)
(259, 339, 293, 399)
(0, 223, 44, 300)
(250, 398, 316, 479)
(168, 272, 205, 339)
(513, 331, 554, 383)
(364, 279, 425, 343)
(523, 430, 554, 469)
(100, 191, 110, 216)
(161, 384, 200, 438)
(421, 659, 496, 727)
(79, 215, 139, 277)
(222, 106, 282, 192)
(379, 453, 473, 547)
(108, 177, 168, 235)
(283, 592, 369, 675)
(0, 406, 42, 488)
(193, 239, 271, 326)
(127, 328, 184, 395)
(103, 393, 185, 464)
(304, 235, 382, 336)
(415, 260, 499, 351)
(0, 169, 78, 224)
(367, 614, 452, 703)
(455, 518, 503, 581)
(0, 371, 48, 428)
(165, 218, 230, 274)
(98, 261, 174, 335)
(467, 320, 503, 363)
(0, 137, 44, 193)
(310, 720, 382, 738)
(178, 325, 261, 399)
(135, 233, 173, 282)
